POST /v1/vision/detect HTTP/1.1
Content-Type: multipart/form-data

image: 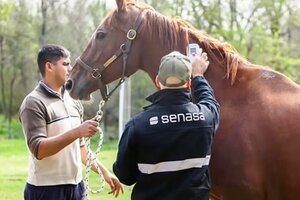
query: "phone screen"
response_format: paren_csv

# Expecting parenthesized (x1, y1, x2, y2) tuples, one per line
(190, 47, 197, 55)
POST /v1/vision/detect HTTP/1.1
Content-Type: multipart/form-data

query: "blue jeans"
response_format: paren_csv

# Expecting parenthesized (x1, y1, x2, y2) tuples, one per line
(24, 181, 85, 200)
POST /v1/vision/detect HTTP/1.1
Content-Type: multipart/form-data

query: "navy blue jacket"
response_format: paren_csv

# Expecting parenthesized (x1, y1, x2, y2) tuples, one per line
(113, 76, 220, 200)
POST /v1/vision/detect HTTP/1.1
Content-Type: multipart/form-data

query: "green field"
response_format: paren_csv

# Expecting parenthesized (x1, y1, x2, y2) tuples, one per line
(0, 138, 132, 200)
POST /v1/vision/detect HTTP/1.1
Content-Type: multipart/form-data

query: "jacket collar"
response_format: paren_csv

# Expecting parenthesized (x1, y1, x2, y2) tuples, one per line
(145, 88, 191, 108)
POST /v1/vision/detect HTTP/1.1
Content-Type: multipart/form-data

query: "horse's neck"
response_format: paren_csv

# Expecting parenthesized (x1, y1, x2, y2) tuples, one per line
(202, 59, 229, 102)
(137, 25, 298, 100)
(206, 62, 264, 105)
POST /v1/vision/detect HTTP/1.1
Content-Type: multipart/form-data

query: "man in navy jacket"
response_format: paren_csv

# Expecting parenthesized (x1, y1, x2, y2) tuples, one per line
(113, 49, 220, 200)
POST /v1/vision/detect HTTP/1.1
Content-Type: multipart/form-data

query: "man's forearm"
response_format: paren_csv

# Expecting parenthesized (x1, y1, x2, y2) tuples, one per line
(81, 146, 110, 175)
(37, 129, 79, 160)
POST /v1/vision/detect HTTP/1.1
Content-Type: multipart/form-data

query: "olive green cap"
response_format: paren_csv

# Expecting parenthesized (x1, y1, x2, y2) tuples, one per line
(158, 51, 192, 86)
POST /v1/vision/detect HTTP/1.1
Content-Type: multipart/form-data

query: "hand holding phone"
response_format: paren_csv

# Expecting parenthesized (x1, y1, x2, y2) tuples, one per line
(187, 44, 209, 76)
(186, 43, 201, 60)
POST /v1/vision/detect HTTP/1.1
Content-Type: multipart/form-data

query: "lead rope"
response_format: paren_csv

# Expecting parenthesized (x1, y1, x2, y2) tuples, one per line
(84, 100, 106, 200)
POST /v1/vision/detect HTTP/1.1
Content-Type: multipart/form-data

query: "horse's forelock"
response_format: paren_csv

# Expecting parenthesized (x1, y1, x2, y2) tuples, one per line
(100, 9, 116, 29)
(104, 2, 151, 31)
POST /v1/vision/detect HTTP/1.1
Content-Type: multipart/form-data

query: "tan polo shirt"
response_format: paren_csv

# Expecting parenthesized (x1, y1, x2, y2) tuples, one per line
(19, 82, 84, 186)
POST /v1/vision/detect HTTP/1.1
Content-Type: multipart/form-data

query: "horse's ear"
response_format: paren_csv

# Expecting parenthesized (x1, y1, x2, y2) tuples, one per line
(116, 0, 126, 11)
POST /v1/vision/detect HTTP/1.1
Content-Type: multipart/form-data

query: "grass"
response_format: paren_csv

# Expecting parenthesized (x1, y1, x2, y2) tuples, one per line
(0, 138, 132, 200)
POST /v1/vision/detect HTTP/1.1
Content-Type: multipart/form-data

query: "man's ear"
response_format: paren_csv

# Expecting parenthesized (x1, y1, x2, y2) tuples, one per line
(45, 62, 54, 74)
(155, 76, 161, 89)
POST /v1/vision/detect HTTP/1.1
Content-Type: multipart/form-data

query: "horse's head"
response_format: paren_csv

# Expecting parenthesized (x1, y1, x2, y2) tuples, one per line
(67, 0, 248, 101)
(66, 0, 147, 100)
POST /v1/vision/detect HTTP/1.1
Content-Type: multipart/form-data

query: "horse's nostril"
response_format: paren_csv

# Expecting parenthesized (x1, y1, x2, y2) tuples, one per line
(65, 79, 73, 91)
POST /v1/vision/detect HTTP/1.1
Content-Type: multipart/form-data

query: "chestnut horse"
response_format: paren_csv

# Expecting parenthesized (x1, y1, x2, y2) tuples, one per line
(66, 0, 300, 199)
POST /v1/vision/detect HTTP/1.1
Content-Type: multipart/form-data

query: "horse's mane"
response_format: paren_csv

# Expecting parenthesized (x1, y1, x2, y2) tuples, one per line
(174, 18, 250, 84)
(108, 1, 250, 84)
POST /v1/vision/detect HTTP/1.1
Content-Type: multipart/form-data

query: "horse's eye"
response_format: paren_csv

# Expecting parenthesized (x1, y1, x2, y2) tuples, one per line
(96, 30, 106, 39)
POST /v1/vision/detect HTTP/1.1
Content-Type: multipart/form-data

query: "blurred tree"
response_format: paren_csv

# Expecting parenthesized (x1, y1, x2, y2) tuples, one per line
(0, 0, 13, 115)
(177, 0, 300, 82)
(131, 71, 156, 115)
(0, 0, 38, 137)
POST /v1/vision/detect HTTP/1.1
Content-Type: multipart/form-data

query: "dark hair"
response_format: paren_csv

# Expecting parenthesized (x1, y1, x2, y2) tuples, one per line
(37, 44, 70, 77)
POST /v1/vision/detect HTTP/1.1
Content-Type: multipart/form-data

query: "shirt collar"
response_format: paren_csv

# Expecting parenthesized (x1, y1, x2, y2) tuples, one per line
(38, 81, 65, 99)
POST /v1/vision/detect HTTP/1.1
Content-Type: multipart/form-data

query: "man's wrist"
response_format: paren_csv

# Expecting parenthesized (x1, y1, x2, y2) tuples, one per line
(192, 74, 204, 79)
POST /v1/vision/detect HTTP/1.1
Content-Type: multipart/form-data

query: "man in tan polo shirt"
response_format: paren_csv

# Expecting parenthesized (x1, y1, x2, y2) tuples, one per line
(19, 44, 123, 200)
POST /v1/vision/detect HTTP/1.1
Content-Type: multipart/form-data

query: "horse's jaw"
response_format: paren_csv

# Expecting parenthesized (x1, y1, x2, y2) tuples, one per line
(69, 89, 92, 101)
(65, 79, 92, 100)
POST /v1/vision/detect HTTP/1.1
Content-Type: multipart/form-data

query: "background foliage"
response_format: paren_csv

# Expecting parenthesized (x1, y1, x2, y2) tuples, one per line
(0, 0, 300, 138)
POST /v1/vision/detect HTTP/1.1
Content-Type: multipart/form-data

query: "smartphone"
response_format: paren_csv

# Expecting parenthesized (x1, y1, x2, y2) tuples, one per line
(186, 43, 200, 60)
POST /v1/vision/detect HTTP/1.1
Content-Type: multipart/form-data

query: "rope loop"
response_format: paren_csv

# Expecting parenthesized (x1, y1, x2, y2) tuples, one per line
(84, 100, 106, 199)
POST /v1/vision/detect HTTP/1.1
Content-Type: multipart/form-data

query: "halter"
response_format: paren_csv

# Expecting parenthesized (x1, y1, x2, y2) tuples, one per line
(76, 10, 145, 102)
(75, 10, 145, 199)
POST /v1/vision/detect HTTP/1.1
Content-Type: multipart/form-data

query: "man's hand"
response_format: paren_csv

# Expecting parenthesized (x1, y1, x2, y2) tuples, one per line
(104, 171, 124, 197)
(80, 146, 124, 197)
(75, 117, 99, 138)
(191, 48, 209, 77)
